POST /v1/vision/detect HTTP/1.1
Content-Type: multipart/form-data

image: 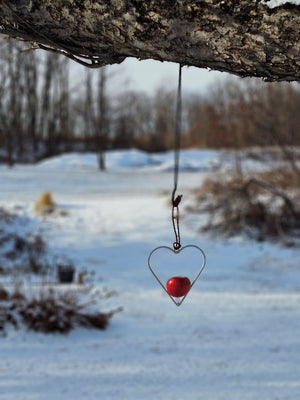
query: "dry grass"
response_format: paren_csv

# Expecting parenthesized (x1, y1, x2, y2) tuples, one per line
(258, 168, 299, 191)
(35, 191, 55, 215)
(0, 284, 121, 334)
(192, 168, 300, 245)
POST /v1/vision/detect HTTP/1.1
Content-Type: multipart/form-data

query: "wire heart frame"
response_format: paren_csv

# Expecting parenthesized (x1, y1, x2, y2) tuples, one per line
(148, 244, 206, 306)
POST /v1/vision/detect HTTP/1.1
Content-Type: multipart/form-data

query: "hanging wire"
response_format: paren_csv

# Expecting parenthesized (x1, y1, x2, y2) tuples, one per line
(171, 64, 183, 204)
(171, 64, 183, 251)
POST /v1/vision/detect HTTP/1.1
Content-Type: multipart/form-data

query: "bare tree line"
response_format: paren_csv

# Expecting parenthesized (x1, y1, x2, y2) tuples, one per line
(187, 79, 300, 179)
(0, 38, 299, 170)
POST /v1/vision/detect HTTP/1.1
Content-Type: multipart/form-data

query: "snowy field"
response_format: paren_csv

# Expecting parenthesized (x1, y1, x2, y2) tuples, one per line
(0, 149, 299, 400)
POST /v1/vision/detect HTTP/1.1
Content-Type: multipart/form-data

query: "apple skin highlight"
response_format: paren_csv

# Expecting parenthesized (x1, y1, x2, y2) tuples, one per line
(166, 276, 191, 297)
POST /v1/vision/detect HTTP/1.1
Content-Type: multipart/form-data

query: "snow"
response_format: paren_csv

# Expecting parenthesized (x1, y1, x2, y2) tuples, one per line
(34, 149, 221, 172)
(0, 149, 300, 400)
(35, 150, 156, 171)
(262, 0, 300, 8)
(28, 147, 283, 174)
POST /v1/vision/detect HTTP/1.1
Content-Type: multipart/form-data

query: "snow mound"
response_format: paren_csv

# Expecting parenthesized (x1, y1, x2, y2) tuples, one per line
(35, 149, 221, 172)
(36, 153, 98, 171)
(36, 150, 154, 171)
(153, 149, 220, 172)
(105, 149, 157, 170)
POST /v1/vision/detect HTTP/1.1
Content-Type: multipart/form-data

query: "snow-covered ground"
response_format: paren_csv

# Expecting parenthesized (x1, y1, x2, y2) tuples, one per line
(0, 149, 299, 400)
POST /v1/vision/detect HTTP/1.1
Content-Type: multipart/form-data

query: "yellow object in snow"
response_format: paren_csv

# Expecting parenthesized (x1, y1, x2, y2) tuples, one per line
(35, 191, 55, 214)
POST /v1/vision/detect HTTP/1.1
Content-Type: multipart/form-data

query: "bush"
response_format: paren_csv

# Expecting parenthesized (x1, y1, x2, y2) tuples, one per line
(191, 169, 300, 245)
(0, 284, 121, 334)
(0, 232, 49, 275)
(0, 207, 51, 275)
(0, 207, 121, 335)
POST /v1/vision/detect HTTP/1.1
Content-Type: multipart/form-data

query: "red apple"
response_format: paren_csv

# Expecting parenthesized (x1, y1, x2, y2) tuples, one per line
(166, 276, 191, 297)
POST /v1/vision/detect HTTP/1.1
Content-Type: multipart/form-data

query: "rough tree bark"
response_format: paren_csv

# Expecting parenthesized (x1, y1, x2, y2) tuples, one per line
(0, 0, 299, 81)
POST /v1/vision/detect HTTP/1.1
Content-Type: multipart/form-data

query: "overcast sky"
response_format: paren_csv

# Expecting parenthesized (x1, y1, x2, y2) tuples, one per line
(114, 58, 227, 93)
(72, 57, 228, 96)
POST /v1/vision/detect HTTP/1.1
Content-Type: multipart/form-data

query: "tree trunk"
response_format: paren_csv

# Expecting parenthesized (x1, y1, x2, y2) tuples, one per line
(24, 50, 38, 160)
(96, 68, 108, 171)
(0, 1, 299, 81)
(39, 53, 56, 157)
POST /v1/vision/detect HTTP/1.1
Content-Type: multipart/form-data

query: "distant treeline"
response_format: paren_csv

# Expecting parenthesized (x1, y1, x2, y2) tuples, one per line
(0, 38, 299, 168)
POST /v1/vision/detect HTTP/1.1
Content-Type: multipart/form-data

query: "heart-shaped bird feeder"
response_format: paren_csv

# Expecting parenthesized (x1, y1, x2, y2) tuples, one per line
(147, 66, 207, 307)
(148, 245, 206, 306)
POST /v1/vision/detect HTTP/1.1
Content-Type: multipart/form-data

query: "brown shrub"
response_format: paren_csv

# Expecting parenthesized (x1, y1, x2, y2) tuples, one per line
(0, 285, 121, 335)
(192, 169, 300, 245)
(258, 168, 299, 190)
(19, 288, 121, 333)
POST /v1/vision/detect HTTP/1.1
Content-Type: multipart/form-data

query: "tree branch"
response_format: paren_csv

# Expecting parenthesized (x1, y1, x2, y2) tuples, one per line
(0, 0, 299, 81)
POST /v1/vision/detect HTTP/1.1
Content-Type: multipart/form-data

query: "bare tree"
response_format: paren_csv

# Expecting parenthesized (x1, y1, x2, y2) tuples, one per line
(0, 38, 26, 165)
(83, 70, 94, 141)
(113, 91, 138, 149)
(130, 93, 154, 150)
(0, 41, 11, 164)
(56, 57, 71, 152)
(39, 53, 53, 154)
(152, 88, 175, 151)
(250, 82, 300, 182)
(95, 68, 109, 171)
(24, 49, 38, 159)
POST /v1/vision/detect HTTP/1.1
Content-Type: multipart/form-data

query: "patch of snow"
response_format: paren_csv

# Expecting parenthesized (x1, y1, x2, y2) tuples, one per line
(106, 149, 158, 170)
(3, 147, 294, 175)
(261, 0, 300, 8)
(151, 149, 221, 172)
(35, 152, 99, 171)
(35, 149, 221, 172)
